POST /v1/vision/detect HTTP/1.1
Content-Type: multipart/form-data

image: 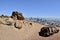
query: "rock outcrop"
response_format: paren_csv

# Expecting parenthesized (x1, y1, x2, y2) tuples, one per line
(39, 27, 59, 37)
(11, 11, 24, 20)
(0, 17, 14, 26)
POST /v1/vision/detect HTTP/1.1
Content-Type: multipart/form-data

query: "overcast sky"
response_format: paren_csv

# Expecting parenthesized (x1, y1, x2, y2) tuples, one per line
(0, 0, 60, 18)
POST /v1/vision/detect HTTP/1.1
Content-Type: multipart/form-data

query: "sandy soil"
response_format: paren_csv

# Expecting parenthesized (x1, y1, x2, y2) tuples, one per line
(0, 19, 60, 40)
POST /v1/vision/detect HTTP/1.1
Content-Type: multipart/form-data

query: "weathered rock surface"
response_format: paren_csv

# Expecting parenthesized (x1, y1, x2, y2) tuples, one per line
(39, 27, 59, 37)
(14, 20, 22, 29)
(0, 17, 14, 26)
(11, 11, 24, 20)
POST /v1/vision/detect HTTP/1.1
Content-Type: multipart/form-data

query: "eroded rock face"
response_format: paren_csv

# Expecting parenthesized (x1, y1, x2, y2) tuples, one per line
(39, 27, 59, 37)
(11, 11, 24, 20)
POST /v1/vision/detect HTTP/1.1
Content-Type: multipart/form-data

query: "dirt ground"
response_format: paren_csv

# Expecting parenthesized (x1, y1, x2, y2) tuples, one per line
(0, 19, 60, 40)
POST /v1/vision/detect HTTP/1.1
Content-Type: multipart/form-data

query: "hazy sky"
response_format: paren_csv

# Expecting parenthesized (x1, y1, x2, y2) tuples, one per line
(0, 0, 60, 18)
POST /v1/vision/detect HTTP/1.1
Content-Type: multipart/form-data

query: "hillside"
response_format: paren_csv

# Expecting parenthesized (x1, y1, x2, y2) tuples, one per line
(0, 17, 60, 40)
(0, 11, 60, 40)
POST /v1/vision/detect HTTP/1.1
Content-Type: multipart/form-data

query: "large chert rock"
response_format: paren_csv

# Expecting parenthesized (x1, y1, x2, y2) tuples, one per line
(39, 27, 59, 37)
(14, 21, 22, 29)
(11, 11, 24, 20)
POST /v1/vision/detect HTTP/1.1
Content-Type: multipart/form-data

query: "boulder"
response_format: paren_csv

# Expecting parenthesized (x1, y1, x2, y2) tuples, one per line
(14, 21, 22, 29)
(49, 27, 59, 33)
(39, 27, 59, 37)
(11, 11, 24, 20)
